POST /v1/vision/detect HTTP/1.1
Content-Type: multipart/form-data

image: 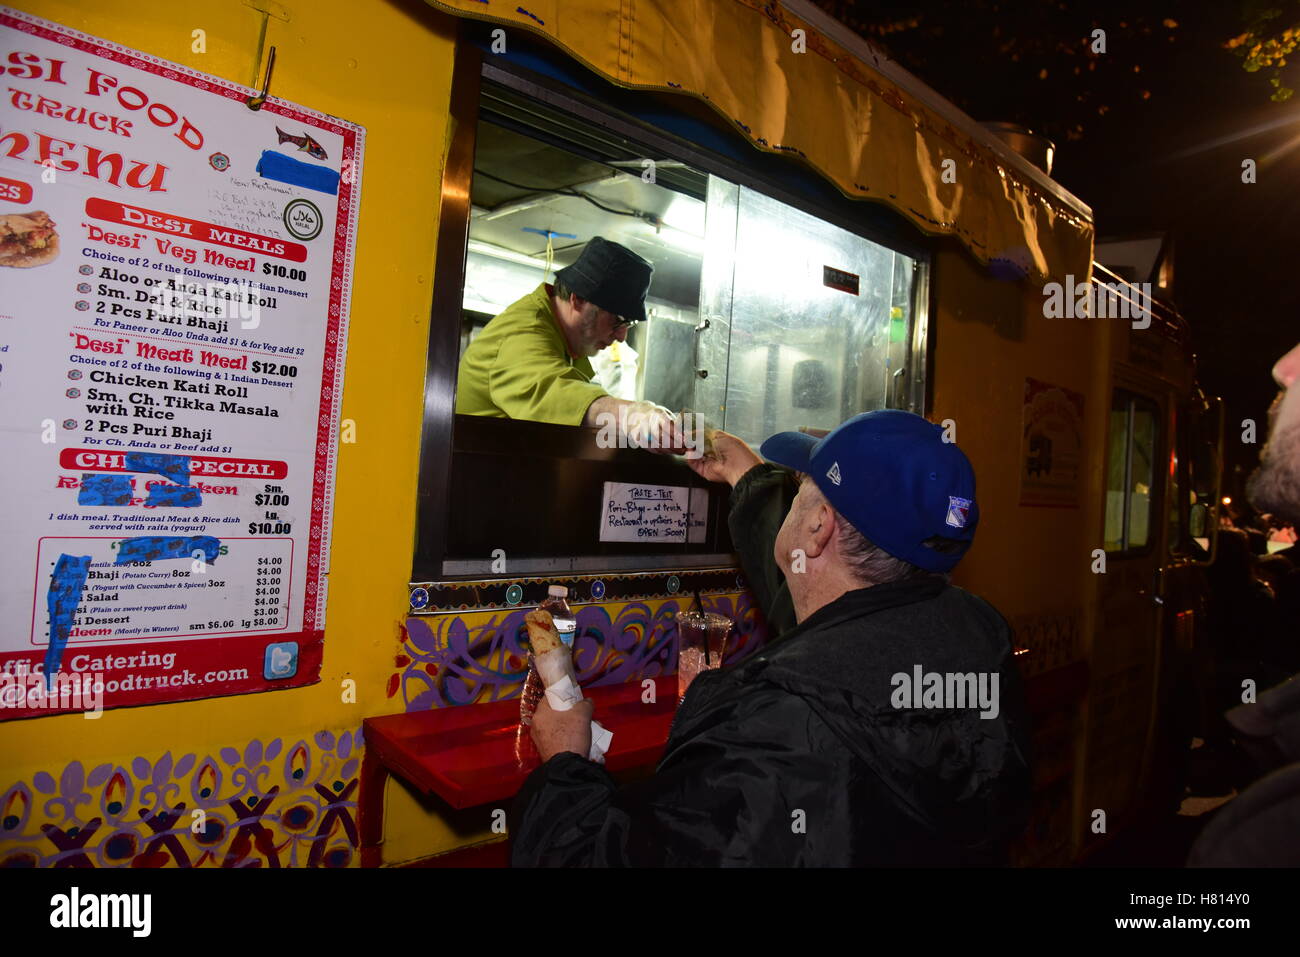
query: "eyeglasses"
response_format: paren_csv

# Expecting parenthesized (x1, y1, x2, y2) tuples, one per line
(613, 315, 639, 328)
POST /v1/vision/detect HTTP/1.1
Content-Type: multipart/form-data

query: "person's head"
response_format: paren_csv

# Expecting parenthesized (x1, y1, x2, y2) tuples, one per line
(1247, 343, 1300, 523)
(551, 237, 653, 358)
(772, 473, 928, 593)
(1210, 526, 1254, 586)
(761, 411, 978, 615)
(1254, 554, 1292, 593)
(1225, 500, 1252, 528)
(553, 277, 631, 357)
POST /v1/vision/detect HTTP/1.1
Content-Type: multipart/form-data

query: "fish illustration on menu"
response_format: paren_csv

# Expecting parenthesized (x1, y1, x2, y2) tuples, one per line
(275, 126, 328, 161)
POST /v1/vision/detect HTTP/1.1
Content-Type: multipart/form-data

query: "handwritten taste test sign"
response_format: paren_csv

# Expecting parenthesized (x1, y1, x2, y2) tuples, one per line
(599, 482, 708, 544)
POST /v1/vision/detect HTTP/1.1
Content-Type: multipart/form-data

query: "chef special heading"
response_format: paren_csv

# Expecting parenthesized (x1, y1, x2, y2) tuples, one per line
(2, 50, 208, 193)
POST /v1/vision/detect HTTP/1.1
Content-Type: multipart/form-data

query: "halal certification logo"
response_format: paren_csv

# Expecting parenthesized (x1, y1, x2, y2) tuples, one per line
(209, 152, 230, 171)
(283, 198, 323, 241)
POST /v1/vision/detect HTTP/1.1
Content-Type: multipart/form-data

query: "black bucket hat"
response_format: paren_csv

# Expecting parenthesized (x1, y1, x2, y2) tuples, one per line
(554, 236, 653, 323)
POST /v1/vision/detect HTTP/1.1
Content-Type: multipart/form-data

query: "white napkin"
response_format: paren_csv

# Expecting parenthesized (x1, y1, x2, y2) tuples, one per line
(536, 650, 614, 764)
(543, 672, 583, 710)
(588, 720, 613, 764)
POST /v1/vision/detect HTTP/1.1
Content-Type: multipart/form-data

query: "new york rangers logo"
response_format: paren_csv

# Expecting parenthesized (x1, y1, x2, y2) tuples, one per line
(946, 496, 972, 529)
(826, 461, 842, 486)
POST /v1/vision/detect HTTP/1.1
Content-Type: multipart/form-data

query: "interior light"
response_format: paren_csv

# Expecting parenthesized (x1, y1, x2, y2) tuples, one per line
(650, 221, 705, 255)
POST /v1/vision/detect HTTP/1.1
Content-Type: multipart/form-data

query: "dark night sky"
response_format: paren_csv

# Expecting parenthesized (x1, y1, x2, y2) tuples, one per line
(816, 0, 1300, 491)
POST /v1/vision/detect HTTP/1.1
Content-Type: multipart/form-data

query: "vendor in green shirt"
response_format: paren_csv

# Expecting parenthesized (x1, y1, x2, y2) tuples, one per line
(456, 236, 681, 447)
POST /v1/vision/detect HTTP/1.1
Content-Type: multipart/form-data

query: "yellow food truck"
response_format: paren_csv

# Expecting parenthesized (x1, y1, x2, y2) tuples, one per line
(0, 0, 1221, 868)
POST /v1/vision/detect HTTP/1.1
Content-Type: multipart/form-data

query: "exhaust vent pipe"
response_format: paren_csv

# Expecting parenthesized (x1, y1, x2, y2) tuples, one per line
(980, 122, 1055, 176)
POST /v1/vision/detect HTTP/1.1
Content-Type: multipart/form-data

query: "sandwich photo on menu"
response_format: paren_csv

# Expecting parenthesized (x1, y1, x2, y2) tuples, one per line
(0, 210, 59, 268)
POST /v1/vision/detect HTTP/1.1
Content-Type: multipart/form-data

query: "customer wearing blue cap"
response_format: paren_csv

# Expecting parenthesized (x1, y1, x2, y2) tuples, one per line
(513, 410, 1032, 866)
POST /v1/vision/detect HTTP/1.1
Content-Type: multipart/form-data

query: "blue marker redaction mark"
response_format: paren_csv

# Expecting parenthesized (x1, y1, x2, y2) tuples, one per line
(77, 474, 133, 506)
(45, 554, 91, 687)
(256, 150, 339, 195)
(521, 227, 577, 240)
(115, 535, 221, 564)
(125, 451, 191, 484)
(144, 485, 203, 507)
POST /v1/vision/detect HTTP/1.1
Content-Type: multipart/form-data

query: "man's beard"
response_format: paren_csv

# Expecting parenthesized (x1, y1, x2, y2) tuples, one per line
(577, 305, 603, 356)
(1247, 416, 1300, 523)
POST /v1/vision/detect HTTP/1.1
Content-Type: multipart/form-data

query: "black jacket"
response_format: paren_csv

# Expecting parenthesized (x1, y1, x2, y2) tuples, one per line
(510, 464, 1032, 866)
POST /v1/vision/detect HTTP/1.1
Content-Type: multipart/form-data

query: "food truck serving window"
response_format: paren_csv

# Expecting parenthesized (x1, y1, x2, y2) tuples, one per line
(414, 59, 929, 579)
(457, 124, 921, 445)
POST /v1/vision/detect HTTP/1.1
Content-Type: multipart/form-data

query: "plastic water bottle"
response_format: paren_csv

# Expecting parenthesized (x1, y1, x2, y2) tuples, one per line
(520, 586, 577, 725)
(539, 585, 578, 646)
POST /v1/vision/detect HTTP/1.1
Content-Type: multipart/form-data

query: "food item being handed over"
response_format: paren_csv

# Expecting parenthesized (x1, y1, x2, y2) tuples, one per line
(0, 211, 59, 268)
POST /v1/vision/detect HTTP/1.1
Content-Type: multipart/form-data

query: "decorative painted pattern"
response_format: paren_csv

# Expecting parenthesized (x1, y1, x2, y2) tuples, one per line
(0, 728, 362, 868)
(408, 568, 750, 614)
(393, 592, 771, 710)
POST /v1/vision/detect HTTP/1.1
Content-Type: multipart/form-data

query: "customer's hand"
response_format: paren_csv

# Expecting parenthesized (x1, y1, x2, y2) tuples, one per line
(530, 695, 594, 762)
(685, 429, 762, 486)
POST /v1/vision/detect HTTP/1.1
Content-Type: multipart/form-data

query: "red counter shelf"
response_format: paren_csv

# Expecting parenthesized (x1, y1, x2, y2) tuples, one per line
(359, 675, 679, 867)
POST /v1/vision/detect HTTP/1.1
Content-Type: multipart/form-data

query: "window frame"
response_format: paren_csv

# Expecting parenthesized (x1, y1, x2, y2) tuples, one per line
(412, 36, 934, 581)
(1104, 387, 1164, 557)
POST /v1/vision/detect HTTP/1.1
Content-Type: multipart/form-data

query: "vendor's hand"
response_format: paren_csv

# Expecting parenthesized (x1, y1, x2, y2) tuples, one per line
(624, 401, 685, 455)
(530, 695, 594, 762)
(685, 429, 762, 486)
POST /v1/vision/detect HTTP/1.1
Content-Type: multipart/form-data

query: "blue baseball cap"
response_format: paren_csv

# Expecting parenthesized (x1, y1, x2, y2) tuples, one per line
(759, 410, 978, 572)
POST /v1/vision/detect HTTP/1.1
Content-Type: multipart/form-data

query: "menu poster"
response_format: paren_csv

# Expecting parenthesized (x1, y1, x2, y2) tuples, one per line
(1019, 377, 1085, 508)
(0, 10, 362, 718)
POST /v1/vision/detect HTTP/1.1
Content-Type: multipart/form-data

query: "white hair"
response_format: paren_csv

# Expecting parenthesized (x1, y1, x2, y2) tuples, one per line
(835, 514, 930, 586)
(796, 473, 941, 585)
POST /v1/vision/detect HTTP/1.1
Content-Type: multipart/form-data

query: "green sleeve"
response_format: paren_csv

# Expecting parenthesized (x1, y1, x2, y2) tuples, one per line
(489, 324, 609, 426)
(728, 463, 798, 638)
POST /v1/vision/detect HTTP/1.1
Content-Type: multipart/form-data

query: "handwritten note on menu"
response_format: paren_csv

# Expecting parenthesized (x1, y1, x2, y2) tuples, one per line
(599, 482, 708, 543)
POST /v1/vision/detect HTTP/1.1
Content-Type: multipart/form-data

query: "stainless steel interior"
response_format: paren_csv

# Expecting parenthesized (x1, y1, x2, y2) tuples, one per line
(461, 118, 923, 447)
(466, 121, 705, 317)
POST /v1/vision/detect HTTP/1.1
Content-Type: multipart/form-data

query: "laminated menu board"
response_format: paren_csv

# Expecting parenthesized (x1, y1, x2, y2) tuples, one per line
(0, 9, 363, 717)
